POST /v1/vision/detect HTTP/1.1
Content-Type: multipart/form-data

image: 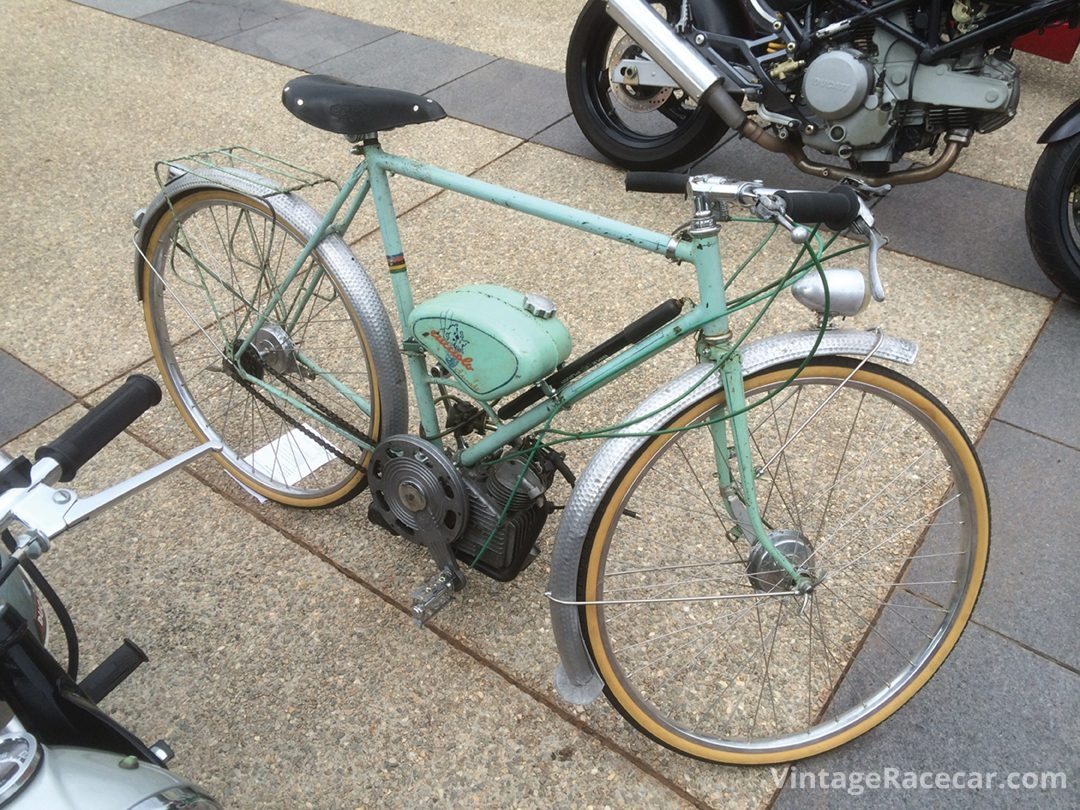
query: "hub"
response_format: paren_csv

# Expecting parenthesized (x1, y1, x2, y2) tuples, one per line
(746, 529, 815, 593)
(226, 323, 304, 381)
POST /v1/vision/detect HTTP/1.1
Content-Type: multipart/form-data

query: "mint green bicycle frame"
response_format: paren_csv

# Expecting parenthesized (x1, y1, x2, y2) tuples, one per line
(233, 140, 807, 584)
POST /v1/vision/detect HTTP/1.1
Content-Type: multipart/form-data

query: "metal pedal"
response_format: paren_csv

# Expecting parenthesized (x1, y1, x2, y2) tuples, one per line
(410, 566, 461, 626)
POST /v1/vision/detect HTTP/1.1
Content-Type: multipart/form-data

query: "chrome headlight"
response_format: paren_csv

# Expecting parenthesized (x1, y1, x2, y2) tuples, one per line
(0, 732, 42, 805)
(130, 785, 223, 810)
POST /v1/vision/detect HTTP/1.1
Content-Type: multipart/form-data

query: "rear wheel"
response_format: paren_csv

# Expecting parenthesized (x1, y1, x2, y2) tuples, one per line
(566, 0, 727, 170)
(579, 359, 989, 763)
(141, 187, 405, 507)
(1026, 131, 1080, 299)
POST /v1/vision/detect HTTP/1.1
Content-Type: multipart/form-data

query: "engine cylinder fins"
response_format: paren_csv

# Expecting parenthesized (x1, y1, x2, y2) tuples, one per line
(368, 435, 468, 541)
(488, 457, 546, 511)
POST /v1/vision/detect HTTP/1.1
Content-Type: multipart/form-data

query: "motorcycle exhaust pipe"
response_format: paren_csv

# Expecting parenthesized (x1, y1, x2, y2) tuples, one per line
(605, 0, 790, 154)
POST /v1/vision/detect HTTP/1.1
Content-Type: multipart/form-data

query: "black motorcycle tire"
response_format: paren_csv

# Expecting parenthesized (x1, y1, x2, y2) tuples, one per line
(566, 0, 727, 170)
(1026, 131, 1080, 300)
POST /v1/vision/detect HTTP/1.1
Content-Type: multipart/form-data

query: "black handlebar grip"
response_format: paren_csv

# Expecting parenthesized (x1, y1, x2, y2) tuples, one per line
(36, 375, 162, 482)
(776, 186, 862, 231)
(625, 172, 689, 195)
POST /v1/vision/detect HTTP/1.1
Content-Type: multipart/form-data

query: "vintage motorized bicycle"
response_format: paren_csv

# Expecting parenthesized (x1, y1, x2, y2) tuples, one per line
(566, 0, 1080, 296)
(128, 72, 992, 763)
(0, 376, 222, 808)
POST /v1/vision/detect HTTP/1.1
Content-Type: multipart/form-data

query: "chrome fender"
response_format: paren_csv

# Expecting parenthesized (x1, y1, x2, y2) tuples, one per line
(547, 328, 919, 704)
(131, 164, 409, 436)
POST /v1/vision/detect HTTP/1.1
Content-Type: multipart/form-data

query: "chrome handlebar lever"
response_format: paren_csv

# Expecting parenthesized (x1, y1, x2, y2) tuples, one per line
(688, 174, 888, 299)
(0, 440, 222, 561)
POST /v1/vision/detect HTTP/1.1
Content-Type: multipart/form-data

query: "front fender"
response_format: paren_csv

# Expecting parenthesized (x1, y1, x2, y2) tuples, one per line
(547, 328, 918, 704)
(1038, 97, 1080, 144)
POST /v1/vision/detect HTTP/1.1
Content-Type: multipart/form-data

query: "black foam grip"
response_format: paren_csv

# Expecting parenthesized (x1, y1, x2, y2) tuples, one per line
(776, 186, 862, 230)
(625, 172, 689, 195)
(36, 375, 162, 482)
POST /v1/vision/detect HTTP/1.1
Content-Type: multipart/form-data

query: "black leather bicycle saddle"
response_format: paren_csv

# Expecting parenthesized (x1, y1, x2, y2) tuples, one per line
(282, 75, 446, 136)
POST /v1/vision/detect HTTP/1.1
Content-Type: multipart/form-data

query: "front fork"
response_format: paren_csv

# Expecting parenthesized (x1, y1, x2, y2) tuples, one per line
(706, 354, 809, 589)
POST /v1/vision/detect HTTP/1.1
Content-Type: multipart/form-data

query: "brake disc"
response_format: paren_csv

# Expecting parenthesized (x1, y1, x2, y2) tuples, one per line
(607, 35, 673, 112)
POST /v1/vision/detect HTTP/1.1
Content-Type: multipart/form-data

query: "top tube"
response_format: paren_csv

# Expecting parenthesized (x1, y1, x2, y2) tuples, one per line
(364, 145, 698, 264)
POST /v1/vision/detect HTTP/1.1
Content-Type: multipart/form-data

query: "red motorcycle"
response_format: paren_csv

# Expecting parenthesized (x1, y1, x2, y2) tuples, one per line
(567, 0, 1080, 296)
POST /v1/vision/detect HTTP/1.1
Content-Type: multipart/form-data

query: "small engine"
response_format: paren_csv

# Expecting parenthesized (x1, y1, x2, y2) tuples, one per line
(367, 436, 555, 583)
(454, 455, 554, 581)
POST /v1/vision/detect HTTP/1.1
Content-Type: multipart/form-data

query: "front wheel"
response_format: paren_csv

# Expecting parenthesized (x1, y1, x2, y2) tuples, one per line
(140, 185, 407, 507)
(566, 0, 727, 170)
(578, 359, 990, 763)
(1026, 131, 1080, 299)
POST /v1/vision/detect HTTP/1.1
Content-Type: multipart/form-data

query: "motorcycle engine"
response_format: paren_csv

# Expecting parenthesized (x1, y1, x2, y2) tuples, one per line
(766, 10, 1020, 166)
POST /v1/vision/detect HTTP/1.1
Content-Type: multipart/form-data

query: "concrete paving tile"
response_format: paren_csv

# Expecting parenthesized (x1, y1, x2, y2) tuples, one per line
(0, 1, 517, 396)
(4, 406, 698, 809)
(997, 300, 1080, 448)
(0, 350, 73, 444)
(75, 0, 187, 17)
(300, 0, 581, 71)
(312, 31, 495, 95)
(139, 0, 303, 42)
(871, 170, 1059, 297)
(433, 60, 572, 140)
(216, 7, 395, 70)
(770, 622, 1079, 809)
(968, 420, 1080, 668)
(531, 114, 610, 164)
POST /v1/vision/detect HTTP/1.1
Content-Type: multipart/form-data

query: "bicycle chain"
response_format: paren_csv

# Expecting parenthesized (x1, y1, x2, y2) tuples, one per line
(234, 366, 372, 472)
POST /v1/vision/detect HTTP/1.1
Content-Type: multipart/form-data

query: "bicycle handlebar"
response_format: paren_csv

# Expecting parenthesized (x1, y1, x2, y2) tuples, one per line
(625, 171, 688, 195)
(35, 375, 162, 482)
(775, 187, 862, 231)
(626, 171, 863, 230)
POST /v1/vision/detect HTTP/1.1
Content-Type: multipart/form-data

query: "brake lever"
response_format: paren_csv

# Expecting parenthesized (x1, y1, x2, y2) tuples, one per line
(847, 198, 887, 302)
(746, 191, 812, 245)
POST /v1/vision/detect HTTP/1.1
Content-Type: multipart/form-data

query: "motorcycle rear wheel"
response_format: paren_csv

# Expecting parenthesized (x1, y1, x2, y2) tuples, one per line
(566, 0, 726, 170)
(1026, 132, 1080, 300)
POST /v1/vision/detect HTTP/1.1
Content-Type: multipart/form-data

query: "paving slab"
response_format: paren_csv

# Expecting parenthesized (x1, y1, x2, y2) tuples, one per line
(433, 60, 573, 140)
(968, 419, 1080, 668)
(139, 0, 304, 42)
(3, 405, 699, 809)
(217, 7, 395, 70)
(300, 0, 580, 72)
(997, 299, 1080, 448)
(770, 622, 1079, 809)
(0, 350, 73, 444)
(311, 31, 495, 95)
(75, 0, 186, 16)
